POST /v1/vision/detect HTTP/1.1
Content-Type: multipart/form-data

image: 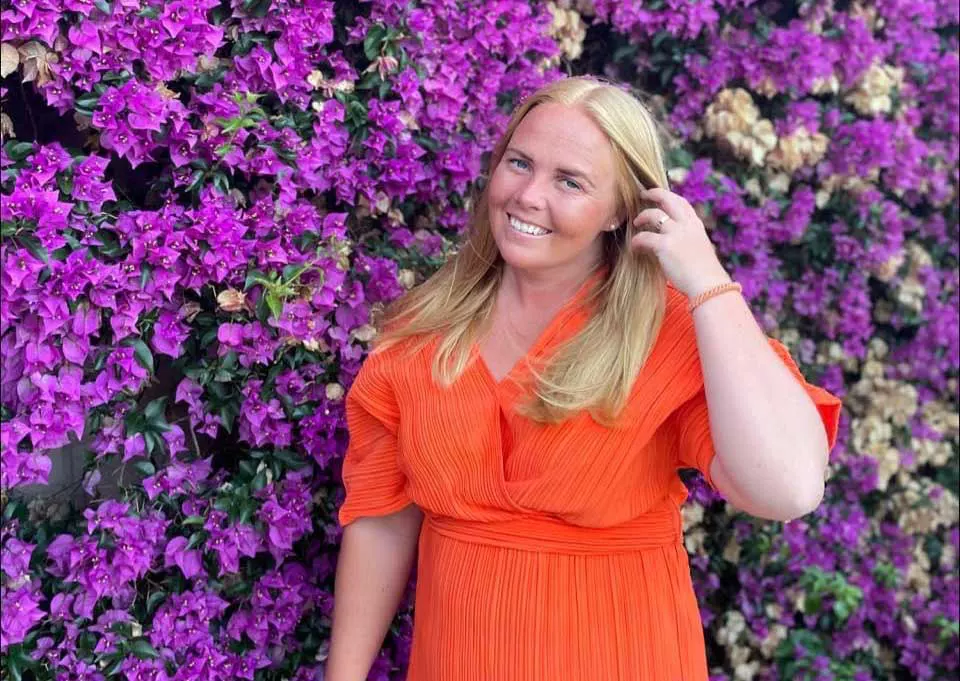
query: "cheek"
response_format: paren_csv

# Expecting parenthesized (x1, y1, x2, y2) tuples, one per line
(486, 168, 512, 207)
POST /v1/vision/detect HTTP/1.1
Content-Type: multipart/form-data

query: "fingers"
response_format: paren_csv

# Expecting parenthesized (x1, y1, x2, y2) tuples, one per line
(632, 207, 670, 232)
(630, 230, 660, 253)
(640, 187, 695, 223)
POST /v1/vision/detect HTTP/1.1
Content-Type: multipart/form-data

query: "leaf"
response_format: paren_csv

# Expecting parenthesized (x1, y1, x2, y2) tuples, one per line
(142, 430, 160, 456)
(265, 292, 283, 320)
(145, 591, 166, 616)
(186, 530, 207, 550)
(129, 339, 155, 374)
(186, 169, 205, 193)
(133, 461, 155, 477)
(219, 404, 236, 433)
(128, 638, 158, 660)
(273, 449, 306, 469)
(17, 234, 48, 264)
(74, 92, 100, 116)
(17, 41, 56, 86)
(0, 220, 17, 237)
(0, 43, 19, 79)
(243, 269, 266, 291)
(8, 649, 22, 681)
(144, 396, 167, 422)
(363, 25, 387, 60)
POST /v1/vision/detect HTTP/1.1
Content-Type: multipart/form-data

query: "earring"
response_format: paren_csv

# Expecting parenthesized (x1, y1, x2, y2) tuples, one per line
(608, 223, 619, 231)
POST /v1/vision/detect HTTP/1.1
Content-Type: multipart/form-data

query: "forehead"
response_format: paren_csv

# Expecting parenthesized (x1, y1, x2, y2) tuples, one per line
(509, 103, 615, 171)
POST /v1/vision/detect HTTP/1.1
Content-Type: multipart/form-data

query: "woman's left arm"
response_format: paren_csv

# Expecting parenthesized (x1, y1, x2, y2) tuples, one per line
(691, 286, 830, 521)
(631, 186, 834, 521)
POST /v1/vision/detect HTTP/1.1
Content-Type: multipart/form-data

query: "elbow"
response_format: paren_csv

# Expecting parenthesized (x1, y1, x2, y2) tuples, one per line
(780, 479, 825, 522)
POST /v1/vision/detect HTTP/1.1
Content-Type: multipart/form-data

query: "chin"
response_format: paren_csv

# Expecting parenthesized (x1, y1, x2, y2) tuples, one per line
(492, 231, 551, 273)
(497, 249, 551, 273)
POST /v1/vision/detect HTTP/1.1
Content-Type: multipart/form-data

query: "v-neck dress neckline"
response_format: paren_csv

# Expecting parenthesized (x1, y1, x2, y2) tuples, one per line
(473, 266, 606, 390)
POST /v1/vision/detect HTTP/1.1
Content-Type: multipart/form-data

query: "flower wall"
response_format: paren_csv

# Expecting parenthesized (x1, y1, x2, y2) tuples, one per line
(0, 1, 957, 679)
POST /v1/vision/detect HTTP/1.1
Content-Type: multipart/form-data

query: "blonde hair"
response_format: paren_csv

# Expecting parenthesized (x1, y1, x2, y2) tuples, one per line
(376, 76, 673, 424)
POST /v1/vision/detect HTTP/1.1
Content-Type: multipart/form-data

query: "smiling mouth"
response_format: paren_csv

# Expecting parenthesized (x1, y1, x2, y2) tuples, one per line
(508, 213, 552, 236)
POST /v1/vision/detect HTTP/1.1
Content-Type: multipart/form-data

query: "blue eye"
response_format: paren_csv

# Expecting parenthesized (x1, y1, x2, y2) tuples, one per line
(508, 157, 529, 170)
(562, 178, 581, 191)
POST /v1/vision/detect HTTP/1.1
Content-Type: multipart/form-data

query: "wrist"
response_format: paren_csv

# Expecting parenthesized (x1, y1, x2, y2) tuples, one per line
(684, 271, 733, 299)
(688, 280, 742, 314)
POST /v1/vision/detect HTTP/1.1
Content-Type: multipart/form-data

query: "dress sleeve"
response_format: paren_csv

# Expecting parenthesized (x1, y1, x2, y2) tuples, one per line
(338, 350, 412, 527)
(671, 337, 843, 490)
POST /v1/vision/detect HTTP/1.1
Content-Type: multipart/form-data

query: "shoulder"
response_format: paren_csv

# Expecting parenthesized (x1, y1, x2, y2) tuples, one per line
(355, 334, 437, 393)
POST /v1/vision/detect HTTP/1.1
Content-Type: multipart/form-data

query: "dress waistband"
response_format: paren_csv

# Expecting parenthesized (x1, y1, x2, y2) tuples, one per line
(424, 507, 682, 555)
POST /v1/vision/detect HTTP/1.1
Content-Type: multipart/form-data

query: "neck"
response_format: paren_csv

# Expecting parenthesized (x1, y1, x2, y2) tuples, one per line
(500, 261, 600, 311)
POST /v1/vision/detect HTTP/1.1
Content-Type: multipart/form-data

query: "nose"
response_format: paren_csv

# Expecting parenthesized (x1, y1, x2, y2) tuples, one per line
(513, 173, 548, 212)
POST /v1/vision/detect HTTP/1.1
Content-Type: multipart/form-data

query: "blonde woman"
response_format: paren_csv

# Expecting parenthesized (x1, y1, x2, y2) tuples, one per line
(325, 76, 841, 680)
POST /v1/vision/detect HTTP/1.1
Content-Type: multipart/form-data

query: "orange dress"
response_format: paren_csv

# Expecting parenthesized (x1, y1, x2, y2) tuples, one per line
(339, 277, 842, 681)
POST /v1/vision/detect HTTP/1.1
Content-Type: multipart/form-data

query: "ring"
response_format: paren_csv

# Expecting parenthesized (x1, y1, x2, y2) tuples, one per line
(655, 214, 668, 231)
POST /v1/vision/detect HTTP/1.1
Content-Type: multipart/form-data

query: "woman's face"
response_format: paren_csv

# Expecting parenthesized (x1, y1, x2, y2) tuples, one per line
(486, 103, 621, 279)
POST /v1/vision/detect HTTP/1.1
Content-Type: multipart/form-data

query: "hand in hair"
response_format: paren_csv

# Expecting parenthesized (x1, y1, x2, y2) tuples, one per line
(630, 187, 732, 299)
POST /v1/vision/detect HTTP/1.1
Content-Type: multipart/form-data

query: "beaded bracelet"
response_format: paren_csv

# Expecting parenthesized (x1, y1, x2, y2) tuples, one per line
(688, 281, 743, 313)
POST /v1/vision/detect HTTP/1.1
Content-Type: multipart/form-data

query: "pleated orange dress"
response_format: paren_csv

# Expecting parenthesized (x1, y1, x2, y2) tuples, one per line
(339, 275, 842, 681)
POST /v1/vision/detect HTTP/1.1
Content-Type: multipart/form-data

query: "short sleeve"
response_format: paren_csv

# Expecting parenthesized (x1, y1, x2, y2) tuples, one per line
(671, 337, 843, 490)
(338, 351, 413, 527)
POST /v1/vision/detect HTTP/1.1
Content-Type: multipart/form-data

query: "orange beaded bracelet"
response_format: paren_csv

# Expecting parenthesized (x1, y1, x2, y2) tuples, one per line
(688, 281, 743, 313)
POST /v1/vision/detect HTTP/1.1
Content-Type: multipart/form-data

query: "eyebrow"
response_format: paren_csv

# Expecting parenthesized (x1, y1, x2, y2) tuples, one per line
(505, 147, 596, 189)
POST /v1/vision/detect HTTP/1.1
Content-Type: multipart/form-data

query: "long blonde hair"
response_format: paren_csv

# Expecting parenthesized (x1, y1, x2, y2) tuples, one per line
(376, 76, 673, 424)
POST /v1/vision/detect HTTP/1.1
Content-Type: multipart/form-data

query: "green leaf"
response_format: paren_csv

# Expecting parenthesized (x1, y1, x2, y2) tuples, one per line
(128, 638, 159, 660)
(146, 591, 166, 615)
(133, 461, 155, 477)
(57, 173, 75, 195)
(212, 171, 231, 195)
(273, 449, 306, 469)
(144, 396, 167, 422)
(182, 515, 205, 526)
(243, 269, 267, 291)
(186, 169, 205, 193)
(651, 31, 671, 50)
(3, 499, 25, 522)
(219, 404, 236, 433)
(186, 531, 207, 550)
(265, 292, 284, 320)
(6, 141, 35, 162)
(364, 25, 387, 60)
(414, 134, 440, 153)
(129, 339, 155, 374)
(18, 234, 48, 264)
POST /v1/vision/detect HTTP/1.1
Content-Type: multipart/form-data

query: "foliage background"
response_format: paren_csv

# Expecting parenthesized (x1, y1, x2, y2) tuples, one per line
(0, 1, 957, 679)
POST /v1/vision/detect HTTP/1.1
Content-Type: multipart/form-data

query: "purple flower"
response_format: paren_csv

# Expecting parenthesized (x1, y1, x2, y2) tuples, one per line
(163, 536, 203, 579)
(0, 583, 45, 651)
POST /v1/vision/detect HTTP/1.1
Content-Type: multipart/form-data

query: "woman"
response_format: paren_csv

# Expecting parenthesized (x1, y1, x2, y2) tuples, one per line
(325, 76, 842, 680)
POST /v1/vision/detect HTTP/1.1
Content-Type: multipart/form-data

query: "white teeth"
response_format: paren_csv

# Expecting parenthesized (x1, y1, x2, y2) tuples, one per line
(509, 215, 550, 236)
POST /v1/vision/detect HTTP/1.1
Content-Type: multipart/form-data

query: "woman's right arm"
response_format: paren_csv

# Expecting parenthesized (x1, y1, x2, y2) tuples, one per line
(325, 504, 424, 681)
